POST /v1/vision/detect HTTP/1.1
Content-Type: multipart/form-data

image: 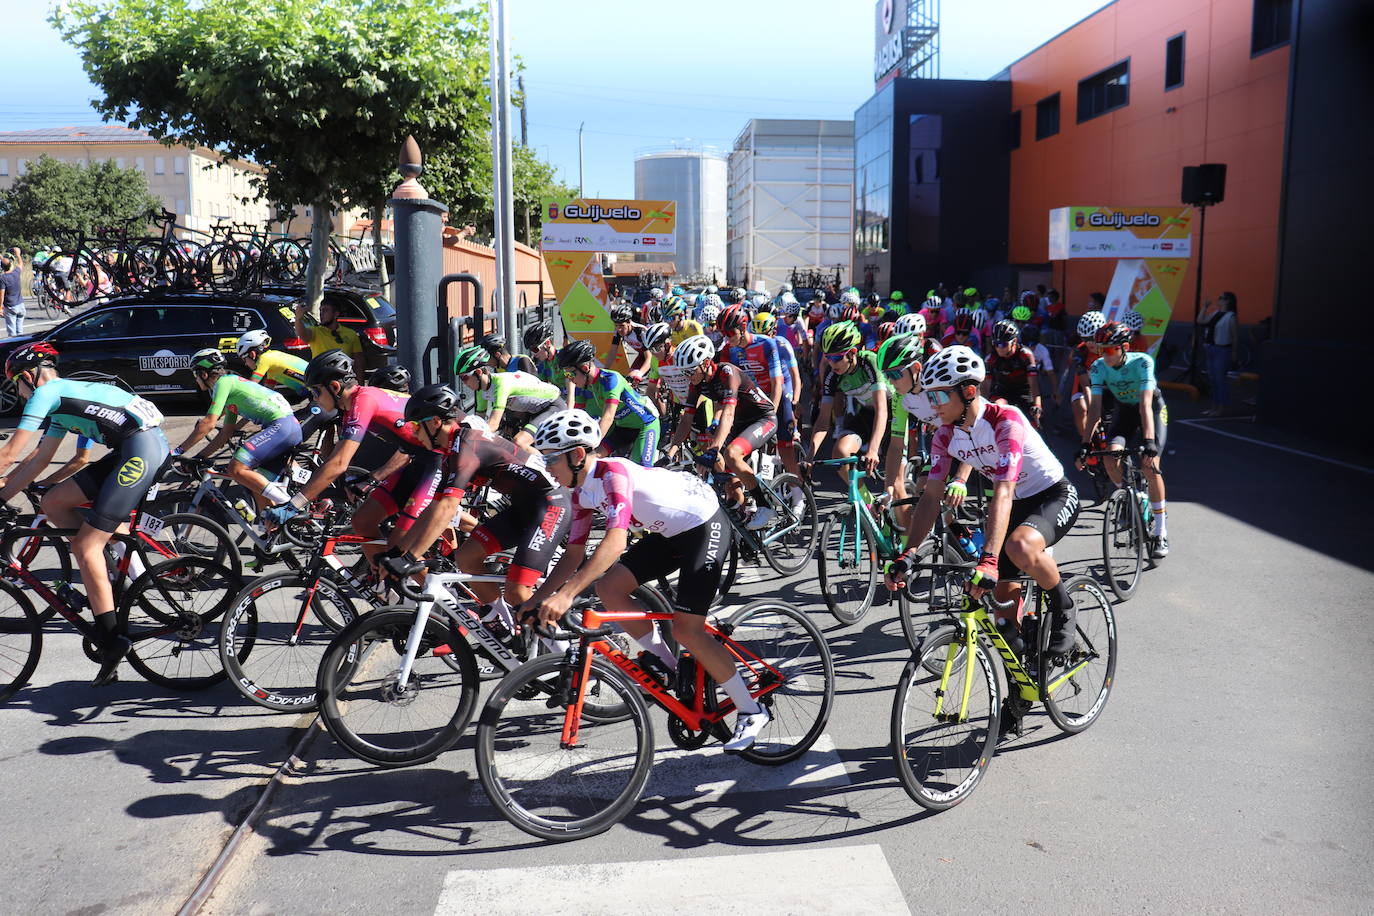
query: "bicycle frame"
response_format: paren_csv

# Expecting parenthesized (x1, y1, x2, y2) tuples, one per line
(820, 458, 899, 564)
(393, 571, 523, 690)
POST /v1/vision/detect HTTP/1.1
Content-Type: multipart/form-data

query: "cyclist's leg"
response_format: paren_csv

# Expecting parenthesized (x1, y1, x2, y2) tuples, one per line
(503, 489, 571, 609)
(723, 416, 777, 507)
(597, 534, 676, 664)
(1102, 406, 1138, 486)
(229, 416, 303, 508)
(775, 398, 802, 477)
(999, 479, 1082, 652)
(1142, 395, 1168, 540)
(630, 417, 660, 468)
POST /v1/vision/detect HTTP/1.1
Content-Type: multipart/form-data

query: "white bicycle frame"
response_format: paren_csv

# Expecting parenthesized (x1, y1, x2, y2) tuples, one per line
(394, 570, 509, 690)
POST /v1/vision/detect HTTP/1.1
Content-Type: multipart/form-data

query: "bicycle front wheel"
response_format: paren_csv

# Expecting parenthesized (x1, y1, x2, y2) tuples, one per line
(817, 506, 878, 625)
(147, 511, 243, 581)
(121, 557, 240, 690)
(1039, 576, 1117, 734)
(761, 473, 818, 576)
(897, 539, 965, 654)
(476, 652, 653, 841)
(890, 627, 999, 811)
(0, 580, 41, 703)
(1101, 488, 1144, 601)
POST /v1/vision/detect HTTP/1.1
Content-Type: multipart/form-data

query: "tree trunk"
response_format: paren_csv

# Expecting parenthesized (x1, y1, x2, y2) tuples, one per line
(303, 197, 331, 314)
(372, 200, 390, 299)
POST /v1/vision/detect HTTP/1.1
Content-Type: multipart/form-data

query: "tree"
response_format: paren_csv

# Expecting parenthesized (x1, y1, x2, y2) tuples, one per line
(54, 0, 491, 311)
(0, 154, 160, 252)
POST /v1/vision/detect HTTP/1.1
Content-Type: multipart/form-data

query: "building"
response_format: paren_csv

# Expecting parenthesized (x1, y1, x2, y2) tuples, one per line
(727, 119, 854, 294)
(633, 147, 727, 282)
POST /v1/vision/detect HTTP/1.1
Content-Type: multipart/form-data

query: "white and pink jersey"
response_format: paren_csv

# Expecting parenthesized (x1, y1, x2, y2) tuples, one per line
(928, 400, 1063, 499)
(568, 457, 718, 545)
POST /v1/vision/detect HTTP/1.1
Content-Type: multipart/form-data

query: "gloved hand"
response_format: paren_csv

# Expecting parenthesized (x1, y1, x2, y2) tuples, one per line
(886, 548, 919, 581)
(380, 548, 423, 580)
(263, 503, 301, 527)
(342, 471, 378, 501)
(944, 479, 967, 508)
(697, 447, 720, 468)
(1142, 438, 1159, 457)
(968, 552, 999, 593)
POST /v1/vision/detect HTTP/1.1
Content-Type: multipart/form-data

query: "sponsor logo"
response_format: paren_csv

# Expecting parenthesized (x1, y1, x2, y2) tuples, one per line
(874, 29, 904, 79)
(83, 403, 127, 424)
(1086, 211, 1161, 229)
(560, 203, 642, 222)
(116, 456, 146, 487)
(570, 312, 595, 325)
(548, 203, 559, 219)
(1160, 242, 1173, 250)
(139, 350, 191, 377)
(642, 237, 656, 245)
(1075, 211, 1085, 228)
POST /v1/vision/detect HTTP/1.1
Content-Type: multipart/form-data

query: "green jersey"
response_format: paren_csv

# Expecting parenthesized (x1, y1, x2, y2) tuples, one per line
(208, 375, 293, 425)
(476, 370, 562, 416)
(1089, 351, 1156, 405)
(822, 350, 891, 416)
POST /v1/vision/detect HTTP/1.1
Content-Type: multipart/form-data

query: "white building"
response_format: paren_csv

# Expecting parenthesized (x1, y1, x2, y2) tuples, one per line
(633, 146, 727, 282)
(727, 119, 854, 293)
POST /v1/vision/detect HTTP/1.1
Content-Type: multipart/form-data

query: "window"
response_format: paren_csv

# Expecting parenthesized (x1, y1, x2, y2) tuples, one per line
(1165, 34, 1185, 90)
(1009, 110, 1022, 150)
(135, 157, 145, 171)
(0, 159, 8, 176)
(1078, 60, 1130, 122)
(115, 157, 125, 169)
(16, 159, 26, 176)
(154, 157, 166, 174)
(174, 156, 186, 174)
(175, 198, 185, 217)
(54, 307, 136, 342)
(1252, 0, 1292, 54)
(1035, 93, 1060, 140)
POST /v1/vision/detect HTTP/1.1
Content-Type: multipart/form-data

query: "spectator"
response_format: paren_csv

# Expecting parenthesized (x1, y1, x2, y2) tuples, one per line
(1200, 291, 1238, 417)
(1, 252, 24, 337)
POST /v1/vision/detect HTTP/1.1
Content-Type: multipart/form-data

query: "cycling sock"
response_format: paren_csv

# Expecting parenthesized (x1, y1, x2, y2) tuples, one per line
(93, 611, 119, 642)
(1151, 505, 1167, 537)
(641, 624, 679, 670)
(261, 481, 291, 505)
(721, 671, 762, 715)
(1046, 580, 1072, 612)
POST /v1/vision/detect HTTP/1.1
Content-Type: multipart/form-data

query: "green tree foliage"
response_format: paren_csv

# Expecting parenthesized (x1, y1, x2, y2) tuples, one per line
(0, 154, 161, 252)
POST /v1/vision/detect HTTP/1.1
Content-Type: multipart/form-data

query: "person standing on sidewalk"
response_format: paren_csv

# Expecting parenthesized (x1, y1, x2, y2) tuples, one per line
(0, 251, 25, 337)
(1200, 292, 1237, 417)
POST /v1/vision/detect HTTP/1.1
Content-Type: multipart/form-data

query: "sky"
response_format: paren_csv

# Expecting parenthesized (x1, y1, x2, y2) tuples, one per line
(2, 0, 1112, 198)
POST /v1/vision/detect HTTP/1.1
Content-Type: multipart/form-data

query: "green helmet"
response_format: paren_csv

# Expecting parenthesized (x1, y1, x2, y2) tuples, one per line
(889, 289, 904, 302)
(453, 344, 491, 376)
(191, 347, 226, 372)
(1011, 305, 1033, 322)
(876, 333, 924, 375)
(820, 320, 862, 354)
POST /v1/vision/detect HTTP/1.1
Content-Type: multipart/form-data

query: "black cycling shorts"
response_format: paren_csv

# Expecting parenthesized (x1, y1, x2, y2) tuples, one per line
(835, 407, 877, 446)
(468, 487, 571, 587)
(1106, 393, 1167, 452)
(726, 415, 777, 458)
(370, 451, 443, 531)
(74, 428, 171, 532)
(502, 398, 568, 438)
(618, 506, 731, 615)
(999, 478, 1080, 579)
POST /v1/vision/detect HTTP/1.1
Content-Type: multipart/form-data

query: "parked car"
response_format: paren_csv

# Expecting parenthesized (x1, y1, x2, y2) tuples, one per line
(258, 284, 396, 360)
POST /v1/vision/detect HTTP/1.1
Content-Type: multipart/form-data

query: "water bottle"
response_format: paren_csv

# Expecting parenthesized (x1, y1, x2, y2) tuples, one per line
(233, 498, 256, 523)
(1136, 489, 1152, 526)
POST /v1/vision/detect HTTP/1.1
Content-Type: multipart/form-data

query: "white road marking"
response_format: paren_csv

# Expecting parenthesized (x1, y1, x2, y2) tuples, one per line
(435, 843, 910, 915)
(1177, 419, 1374, 475)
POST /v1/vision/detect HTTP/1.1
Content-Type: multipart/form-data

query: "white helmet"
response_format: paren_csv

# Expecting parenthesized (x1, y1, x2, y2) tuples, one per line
(533, 408, 602, 453)
(920, 345, 985, 388)
(650, 287, 665, 301)
(1077, 310, 1107, 338)
(459, 414, 490, 432)
(1122, 308, 1145, 332)
(700, 303, 721, 325)
(673, 335, 716, 371)
(827, 302, 845, 320)
(840, 289, 861, 306)
(894, 313, 926, 337)
(780, 282, 793, 292)
(236, 329, 272, 358)
(925, 295, 943, 311)
(641, 321, 671, 351)
(704, 285, 718, 295)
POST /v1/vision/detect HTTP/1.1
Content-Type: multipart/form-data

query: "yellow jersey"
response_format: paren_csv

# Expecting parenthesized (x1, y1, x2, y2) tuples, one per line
(250, 349, 308, 395)
(670, 319, 705, 346)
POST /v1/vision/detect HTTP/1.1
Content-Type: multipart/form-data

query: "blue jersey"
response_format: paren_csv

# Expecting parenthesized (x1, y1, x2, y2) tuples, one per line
(722, 333, 784, 399)
(1089, 351, 1157, 405)
(19, 378, 163, 447)
(773, 335, 798, 399)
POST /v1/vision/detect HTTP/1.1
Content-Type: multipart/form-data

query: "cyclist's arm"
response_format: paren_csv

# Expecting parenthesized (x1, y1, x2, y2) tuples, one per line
(866, 379, 889, 468)
(628, 348, 653, 383)
(710, 400, 735, 451)
(300, 437, 361, 501)
(0, 435, 63, 498)
(370, 448, 410, 484)
(0, 428, 37, 480)
(548, 524, 627, 617)
(788, 359, 802, 405)
(36, 442, 92, 487)
(1139, 387, 1156, 441)
(193, 416, 242, 459)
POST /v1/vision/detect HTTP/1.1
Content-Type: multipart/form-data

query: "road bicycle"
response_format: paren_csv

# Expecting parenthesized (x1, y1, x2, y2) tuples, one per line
(1090, 445, 1156, 601)
(890, 568, 1116, 811)
(475, 596, 834, 841)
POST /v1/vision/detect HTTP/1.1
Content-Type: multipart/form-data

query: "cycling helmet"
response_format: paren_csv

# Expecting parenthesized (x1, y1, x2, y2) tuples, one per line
(368, 364, 412, 392)
(705, 285, 718, 295)
(893, 313, 926, 337)
(190, 347, 226, 372)
(717, 304, 747, 334)
(673, 335, 716, 372)
(303, 348, 355, 387)
(699, 303, 721, 326)
(1011, 305, 1033, 322)
(1077, 310, 1107, 338)
(663, 297, 687, 320)
(826, 302, 845, 321)
(479, 333, 507, 355)
(1019, 290, 1038, 307)
(1021, 324, 1042, 346)
(533, 408, 602, 453)
(236, 329, 272, 358)
(889, 290, 904, 304)
(1122, 309, 1145, 333)
(671, 285, 685, 297)
(780, 282, 793, 292)
(992, 319, 1020, 344)
(641, 322, 672, 351)
(460, 414, 490, 432)
(875, 321, 896, 344)
(403, 383, 462, 422)
(821, 321, 862, 354)
(952, 310, 976, 333)
(522, 322, 552, 350)
(920, 344, 985, 388)
(453, 344, 492, 376)
(704, 292, 723, 310)
(6, 341, 58, 380)
(755, 298, 773, 314)
(728, 287, 746, 304)
(557, 338, 597, 369)
(649, 287, 665, 301)
(1095, 321, 1134, 348)
(783, 299, 801, 317)
(963, 287, 979, 299)
(751, 312, 777, 334)
(876, 333, 924, 375)
(925, 295, 943, 311)
(840, 289, 861, 307)
(610, 304, 634, 324)
(840, 304, 861, 324)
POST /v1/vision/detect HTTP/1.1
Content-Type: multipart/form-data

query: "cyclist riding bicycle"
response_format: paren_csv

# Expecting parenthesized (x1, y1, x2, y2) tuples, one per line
(1070, 310, 1108, 440)
(984, 319, 1043, 427)
(237, 330, 308, 401)
(809, 321, 890, 488)
(454, 343, 565, 452)
(479, 333, 537, 376)
(605, 304, 654, 383)
(559, 339, 660, 467)
(664, 297, 705, 347)
(524, 408, 771, 753)
(718, 305, 803, 493)
(643, 323, 716, 453)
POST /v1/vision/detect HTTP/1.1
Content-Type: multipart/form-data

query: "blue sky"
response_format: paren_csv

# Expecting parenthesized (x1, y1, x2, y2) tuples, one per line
(3, 0, 1110, 198)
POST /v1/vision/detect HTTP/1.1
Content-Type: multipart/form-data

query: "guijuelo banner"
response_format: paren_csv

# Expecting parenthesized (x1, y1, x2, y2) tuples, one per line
(1048, 206, 1194, 260)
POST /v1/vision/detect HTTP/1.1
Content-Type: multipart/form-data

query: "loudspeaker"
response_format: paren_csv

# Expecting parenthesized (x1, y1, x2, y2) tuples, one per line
(1182, 163, 1227, 206)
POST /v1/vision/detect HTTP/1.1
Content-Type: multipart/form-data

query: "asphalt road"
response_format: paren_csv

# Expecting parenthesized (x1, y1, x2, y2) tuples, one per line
(1, 395, 1371, 915)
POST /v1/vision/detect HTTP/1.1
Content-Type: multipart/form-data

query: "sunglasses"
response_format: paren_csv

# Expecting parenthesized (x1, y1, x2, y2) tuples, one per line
(927, 389, 955, 406)
(883, 367, 909, 380)
(824, 350, 856, 363)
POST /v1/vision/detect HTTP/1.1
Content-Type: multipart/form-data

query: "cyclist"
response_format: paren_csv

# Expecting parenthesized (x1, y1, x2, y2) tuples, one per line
(698, 299, 724, 350)
(885, 345, 1081, 670)
(666, 335, 779, 529)
(1078, 321, 1169, 557)
(523, 322, 562, 388)
(664, 297, 705, 347)
(380, 384, 570, 635)
(723, 307, 804, 507)
(1121, 308, 1150, 352)
(237, 330, 307, 401)
(172, 348, 303, 512)
(0, 342, 169, 686)
(480, 333, 537, 375)
(809, 321, 889, 488)
(559, 339, 661, 467)
(942, 309, 983, 353)
(984, 319, 1043, 426)
(1070, 310, 1108, 440)
(454, 343, 565, 452)
(643, 323, 715, 456)
(525, 409, 771, 752)
(605, 304, 653, 383)
(294, 298, 364, 377)
(367, 363, 412, 394)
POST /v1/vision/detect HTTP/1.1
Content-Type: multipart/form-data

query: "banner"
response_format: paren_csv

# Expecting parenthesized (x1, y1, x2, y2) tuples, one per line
(1102, 258, 1190, 356)
(1048, 206, 1193, 260)
(541, 197, 676, 254)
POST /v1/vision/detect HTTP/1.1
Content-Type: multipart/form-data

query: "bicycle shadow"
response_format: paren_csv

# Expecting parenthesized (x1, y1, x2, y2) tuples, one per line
(11, 675, 264, 727)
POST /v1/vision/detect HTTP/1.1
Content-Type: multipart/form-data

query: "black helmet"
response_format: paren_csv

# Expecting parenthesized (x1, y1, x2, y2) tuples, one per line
(190, 347, 226, 372)
(610, 304, 634, 324)
(479, 333, 507, 355)
(368, 364, 412, 392)
(557, 339, 596, 369)
(992, 319, 1020, 344)
(303, 348, 356, 387)
(523, 322, 552, 350)
(403, 383, 462, 422)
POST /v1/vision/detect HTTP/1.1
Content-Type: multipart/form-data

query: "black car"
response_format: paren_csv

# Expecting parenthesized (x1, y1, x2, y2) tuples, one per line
(257, 284, 397, 360)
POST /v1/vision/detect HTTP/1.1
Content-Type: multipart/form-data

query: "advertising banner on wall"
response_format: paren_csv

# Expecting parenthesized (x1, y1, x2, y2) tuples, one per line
(1048, 206, 1194, 260)
(1102, 258, 1190, 355)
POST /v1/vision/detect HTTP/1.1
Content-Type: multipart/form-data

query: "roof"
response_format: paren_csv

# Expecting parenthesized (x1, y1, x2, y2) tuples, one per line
(0, 125, 164, 145)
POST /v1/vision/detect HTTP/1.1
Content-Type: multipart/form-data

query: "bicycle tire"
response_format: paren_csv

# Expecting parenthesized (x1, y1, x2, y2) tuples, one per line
(760, 473, 818, 576)
(897, 539, 965, 654)
(817, 506, 878, 625)
(721, 599, 834, 765)
(890, 626, 999, 811)
(221, 572, 358, 712)
(5, 528, 74, 622)
(315, 607, 481, 767)
(1101, 488, 1144, 601)
(476, 652, 653, 841)
(120, 557, 239, 690)
(150, 511, 243, 581)
(0, 579, 42, 703)
(1039, 575, 1117, 734)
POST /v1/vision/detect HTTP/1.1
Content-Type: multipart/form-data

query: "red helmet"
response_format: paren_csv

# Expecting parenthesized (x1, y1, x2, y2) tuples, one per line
(876, 321, 896, 344)
(953, 310, 976, 333)
(6, 341, 58, 380)
(841, 304, 861, 323)
(1095, 321, 1134, 348)
(717, 304, 747, 334)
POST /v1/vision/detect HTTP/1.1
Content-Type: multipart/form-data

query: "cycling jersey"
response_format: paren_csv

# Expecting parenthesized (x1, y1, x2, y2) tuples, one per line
(928, 401, 1063, 499)
(612, 323, 649, 352)
(985, 348, 1038, 400)
(773, 335, 798, 400)
(437, 426, 556, 499)
(476, 371, 562, 418)
(821, 349, 890, 417)
(721, 332, 783, 398)
(1089, 351, 1156, 404)
(207, 375, 293, 425)
(685, 362, 774, 428)
(339, 386, 429, 453)
(941, 327, 984, 354)
(250, 350, 307, 396)
(778, 318, 808, 354)
(533, 355, 562, 388)
(20, 378, 163, 447)
(669, 318, 704, 347)
(574, 367, 656, 428)
(306, 321, 364, 360)
(567, 457, 718, 545)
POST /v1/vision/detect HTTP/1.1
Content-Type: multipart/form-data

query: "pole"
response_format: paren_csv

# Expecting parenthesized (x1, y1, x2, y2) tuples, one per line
(518, 74, 528, 146)
(496, 0, 518, 354)
(390, 137, 448, 385)
(578, 121, 585, 196)
(1189, 203, 1208, 388)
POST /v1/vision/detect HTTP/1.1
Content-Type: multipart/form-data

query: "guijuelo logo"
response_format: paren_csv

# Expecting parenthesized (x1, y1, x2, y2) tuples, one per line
(116, 456, 146, 487)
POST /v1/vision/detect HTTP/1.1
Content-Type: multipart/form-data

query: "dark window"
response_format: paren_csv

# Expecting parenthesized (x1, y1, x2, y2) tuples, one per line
(1252, 0, 1292, 54)
(1009, 110, 1022, 150)
(1078, 60, 1130, 122)
(1165, 33, 1185, 90)
(53, 307, 136, 342)
(1035, 93, 1060, 140)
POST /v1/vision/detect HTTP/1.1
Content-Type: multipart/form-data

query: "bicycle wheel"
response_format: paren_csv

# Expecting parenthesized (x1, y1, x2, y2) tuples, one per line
(267, 239, 308, 282)
(760, 473, 818, 576)
(476, 652, 653, 841)
(145, 511, 243, 581)
(120, 557, 239, 690)
(221, 572, 358, 712)
(4, 528, 73, 621)
(817, 506, 878, 625)
(1039, 576, 1117, 734)
(716, 536, 739, 600)
(0, 580, 41, 703)
(1101, 488, 1144, 602)
(719, 599, 833, 765)
(201, 242, 247, 290)
(315, 607, 481, 767)
(897, 539, 965, 654)
(890, 627, 999, 811)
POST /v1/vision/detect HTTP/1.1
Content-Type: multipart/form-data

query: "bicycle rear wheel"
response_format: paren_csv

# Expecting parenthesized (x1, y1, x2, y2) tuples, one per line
(1101, 488, 1144, 601)
(1039, 576, 1117, 734)
(4, 528, 73, 621)
(476, 652, 652, 841)
(720, 599, 834, 765)
(120, 557, 239, 690)
(760, 473, 818, 576)
(890, 627, 999, 811)
(817, 506, 878, 625)
(146, 511, 243, 581)
(0, 580, 41, 703)
(315, 607, 481, 767)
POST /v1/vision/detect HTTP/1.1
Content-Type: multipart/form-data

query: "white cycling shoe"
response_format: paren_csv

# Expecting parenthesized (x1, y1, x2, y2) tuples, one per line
(724, 705, 771, 752)
(747, 506, 776, 530)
